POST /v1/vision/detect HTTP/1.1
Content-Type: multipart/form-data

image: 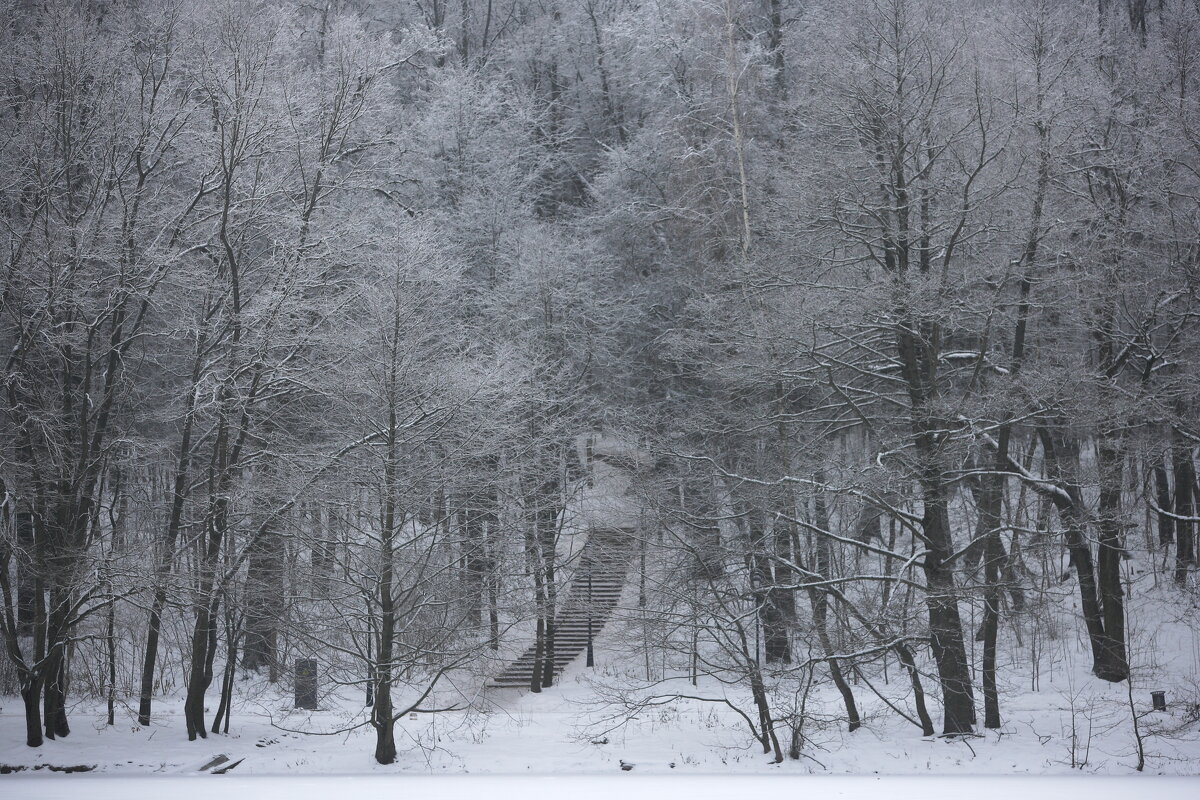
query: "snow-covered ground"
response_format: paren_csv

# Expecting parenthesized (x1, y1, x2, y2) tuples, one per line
(2, 775, 1197, 800)
(2, 441, 1197, 789)
(3, 580, 1199, 781)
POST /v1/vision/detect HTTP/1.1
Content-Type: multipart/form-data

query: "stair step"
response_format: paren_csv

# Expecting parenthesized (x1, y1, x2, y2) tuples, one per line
(508, 652, 584, 662)
(506, 657, 581, 668)
(508, 657, 580, 667)
(489, 527, 636, 691)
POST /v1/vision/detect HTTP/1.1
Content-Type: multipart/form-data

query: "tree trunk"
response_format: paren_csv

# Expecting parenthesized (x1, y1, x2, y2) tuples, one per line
(1173, 434, 1197, 584)
(462, 498, 486, 628)
(20, 669, 43, 748)
(767, 0, 786, 98)
(749, 669, 782, 762)
(487, 512, 500, 650)
(374, 358, 401, 766)
(106, 584, 117, 727)
(540, 504, 558, 689)
(1040, 429, 1127, 682)
(977, 430, 1012, 730)
(42, 594, 71, 740)
(894, 308, 976, 734)
(746, 502, 790, 665)
(1154, 455, 1174, 548)
(15, 511, 35, 635)
(894, 642, 935, 737)
(1095, 439, 1129, 679)
(137, 594, 167, 727)
(212, 608, 240, 734)
(811, 486, 859, 730)
(183, 596, 218, 740)
(242, 521, 284, 675)
(373, 677, 396, 765)
(184, 486, 227, 740)
(138, 342, 203, 726)
(919, 494, 977, 734)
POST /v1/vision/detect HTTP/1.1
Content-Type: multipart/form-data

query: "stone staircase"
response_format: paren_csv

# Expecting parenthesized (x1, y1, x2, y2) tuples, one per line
(490, 527, 637, 689)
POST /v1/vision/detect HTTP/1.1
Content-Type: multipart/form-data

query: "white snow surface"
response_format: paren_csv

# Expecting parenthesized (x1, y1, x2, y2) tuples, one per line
(2, 438, 1198, 788)
(571, 457, 643, 531)
(2, 577, 1199, 781)
(1, 775, 1197, 800)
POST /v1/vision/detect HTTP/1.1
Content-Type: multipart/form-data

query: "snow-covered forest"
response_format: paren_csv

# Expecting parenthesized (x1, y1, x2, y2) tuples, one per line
(1, 0, 1200, 781)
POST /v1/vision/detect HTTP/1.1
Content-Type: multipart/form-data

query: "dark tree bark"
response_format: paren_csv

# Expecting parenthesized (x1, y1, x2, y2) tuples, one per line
(523, 446, 563, 691)
(242, 520, 285, 676)
(42, 589, 72, 740)
(894, 641, 936, 737)
(183, 591, 220, 740)
(2, 504, 48, 746)
(372, 373, 402, 766)
(1095, 439, 1128, 677)
(524, 487, 548, 694)
(1038, 428, 1128, 682)
(1173, 435, 1197, 584)
(15, 511, 35, 635)
(918, 495, 977, 734)
(212, 604, 242, 734)
(529, 615, 546, 694)
(680, 473, 725, 585)
(767, 0, 786, 97)
(486, 509, 501, 650)
(976, 455, 1005, 730)
(810, 487, 860, 730)
(20, 675, 43, 748)
(1154, 455, 1175, 548)
(745, 501, 790, 665)
(770, 505, 796, 634)
(184, 411, 243, 740)
(139, 323, 206, 726)
(461, 472, 498, 629)
(105, 468, 127, 727)
(585, 0, 627, 144)
(896, 322, 976, 734)
(748, 667, 783, 762)
(539, 502, 559, 689)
